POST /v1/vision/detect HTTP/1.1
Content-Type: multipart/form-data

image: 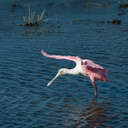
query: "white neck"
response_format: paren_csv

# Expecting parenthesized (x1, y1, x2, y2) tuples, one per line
(62, 68, 79, 75)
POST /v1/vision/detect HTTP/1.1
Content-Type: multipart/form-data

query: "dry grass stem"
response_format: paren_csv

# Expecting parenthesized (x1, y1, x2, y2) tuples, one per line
(37, 9, 45, 23)
(23, 8, 45, 26)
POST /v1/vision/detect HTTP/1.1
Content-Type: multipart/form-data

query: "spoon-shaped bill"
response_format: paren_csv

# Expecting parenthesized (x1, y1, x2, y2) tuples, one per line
(47, 71, 61, 86)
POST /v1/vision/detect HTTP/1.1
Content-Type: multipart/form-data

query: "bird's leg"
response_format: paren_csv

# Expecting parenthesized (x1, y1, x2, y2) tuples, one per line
(89, 77, 97, 97)
(90, 80, 97, 97)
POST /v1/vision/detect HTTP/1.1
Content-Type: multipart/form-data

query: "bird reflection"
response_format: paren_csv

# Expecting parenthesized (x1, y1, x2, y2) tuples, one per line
(72, 97, 110, 128)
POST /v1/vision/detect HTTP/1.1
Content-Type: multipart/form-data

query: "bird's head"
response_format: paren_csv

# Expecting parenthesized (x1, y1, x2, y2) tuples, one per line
(47, 68, 68, 86)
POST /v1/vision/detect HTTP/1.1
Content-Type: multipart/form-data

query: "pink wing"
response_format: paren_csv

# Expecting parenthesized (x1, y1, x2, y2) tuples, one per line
(82, 60, 108, 82)
(82, 60, 107, 74)
(41, 50, 80, 63)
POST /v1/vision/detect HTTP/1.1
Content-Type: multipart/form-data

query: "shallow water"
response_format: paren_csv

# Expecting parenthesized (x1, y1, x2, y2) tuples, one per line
(0, 0, 128, 128)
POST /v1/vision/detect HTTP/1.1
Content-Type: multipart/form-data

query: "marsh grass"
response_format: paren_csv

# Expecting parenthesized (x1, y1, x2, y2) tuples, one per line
(118, 0, 128, 8)
(11, 0, 24, 12)
(22, 8, 45, 26)
(119, 3, 128, 8)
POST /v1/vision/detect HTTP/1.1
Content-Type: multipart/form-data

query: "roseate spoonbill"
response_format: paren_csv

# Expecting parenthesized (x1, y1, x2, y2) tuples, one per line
(41, 50, 108, 97)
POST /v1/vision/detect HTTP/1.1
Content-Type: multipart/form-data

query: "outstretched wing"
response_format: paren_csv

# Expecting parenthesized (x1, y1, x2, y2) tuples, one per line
(87, 60, 106, 74)
(82, 59, 107, 74)
(82, 59, 108, 82)
(41, 50, 80, 63)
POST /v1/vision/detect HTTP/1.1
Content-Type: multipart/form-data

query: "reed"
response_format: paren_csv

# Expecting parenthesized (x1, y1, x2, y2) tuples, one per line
(23, 8, 45, 26)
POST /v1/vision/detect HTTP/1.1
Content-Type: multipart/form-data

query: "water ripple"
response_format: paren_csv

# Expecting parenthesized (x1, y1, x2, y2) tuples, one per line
(0, 0, 128, 127)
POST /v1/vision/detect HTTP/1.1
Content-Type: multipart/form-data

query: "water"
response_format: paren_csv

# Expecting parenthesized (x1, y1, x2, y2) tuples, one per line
(0, 0, 128, 127)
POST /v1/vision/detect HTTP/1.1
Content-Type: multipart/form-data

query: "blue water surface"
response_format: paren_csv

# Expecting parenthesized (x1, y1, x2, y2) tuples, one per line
(0, 0, 128, 127)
